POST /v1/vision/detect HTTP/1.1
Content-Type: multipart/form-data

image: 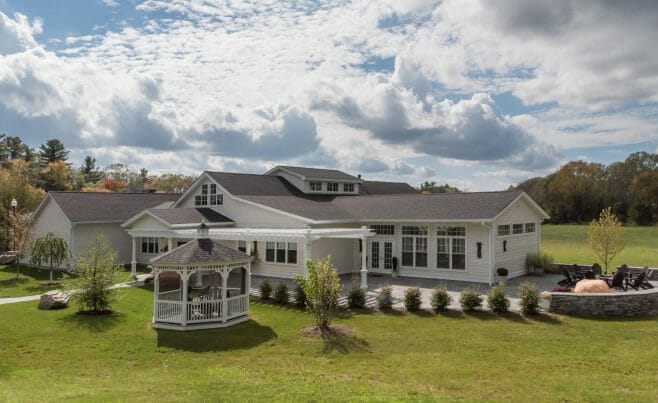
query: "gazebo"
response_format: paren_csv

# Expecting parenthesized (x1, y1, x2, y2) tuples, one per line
(150, 223, 252, 330)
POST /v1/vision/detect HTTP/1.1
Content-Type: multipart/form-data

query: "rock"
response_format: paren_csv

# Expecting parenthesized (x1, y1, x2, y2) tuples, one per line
(574, 279, 610, 293)
(37, 291, 70, 310)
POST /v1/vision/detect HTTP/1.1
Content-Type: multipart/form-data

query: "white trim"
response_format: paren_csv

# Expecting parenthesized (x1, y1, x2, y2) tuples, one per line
(492, 192, 550, 222)
(171, 172, 218, 208)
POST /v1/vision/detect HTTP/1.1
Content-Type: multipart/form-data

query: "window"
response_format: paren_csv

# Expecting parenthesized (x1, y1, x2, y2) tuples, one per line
(369, 224, 395, 235)
(265, 242, 297, 264)
(401, 226, 428, 268)
(238, 240, 247, 253)
(195, 195, 208, 206)
(196, 183, 223, 206)
(343, 183, 355, 192)
(513, 224, 524, 234)
(141, 237, 159, 254)
(525, 223, 536, 233)
(310, 181, 322, 191)
(497, 225, 510, 237)
(327, 182, 339, 192)
(437, 226, 466, 270)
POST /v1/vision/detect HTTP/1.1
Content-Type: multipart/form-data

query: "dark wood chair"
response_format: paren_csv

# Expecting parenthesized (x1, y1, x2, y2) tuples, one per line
(591, 263, 603, 277)
(607, 271, 626, 291)
(559, 266, 578, 287)
(626, 272, 647, 291)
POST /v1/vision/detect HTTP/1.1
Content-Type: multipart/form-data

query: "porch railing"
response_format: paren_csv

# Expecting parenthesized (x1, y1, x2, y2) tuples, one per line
(154, 293, 249, 325)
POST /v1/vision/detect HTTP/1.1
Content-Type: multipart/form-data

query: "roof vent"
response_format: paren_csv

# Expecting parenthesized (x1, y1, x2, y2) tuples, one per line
(197, 220, 209, 238)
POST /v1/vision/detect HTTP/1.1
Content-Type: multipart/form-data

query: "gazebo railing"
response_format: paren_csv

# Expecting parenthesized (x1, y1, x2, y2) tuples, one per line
(155, 293, 249, 325)
(155, 300, 184, 323)
(227, 294, 249, 319)
(158, 289, 182, 301)
(187, 299, 223, 323)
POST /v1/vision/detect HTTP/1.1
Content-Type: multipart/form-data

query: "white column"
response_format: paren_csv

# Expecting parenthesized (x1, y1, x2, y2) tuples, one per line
(131, 236, 137, 278)
(221, 268, 228, 322)
(246, 263, 251, 314)
(195, 270, 204, 287)
(152, 270, 160, 322)
(181, 269, 189, 327)
(304, 230, 313, 278)
(167, 238, 173, 252)
(360, 227, 368, 289)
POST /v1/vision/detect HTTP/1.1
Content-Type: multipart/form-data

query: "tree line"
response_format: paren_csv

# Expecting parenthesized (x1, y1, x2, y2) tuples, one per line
(0, 134, 196, 251)
(514, 151, 658, 225)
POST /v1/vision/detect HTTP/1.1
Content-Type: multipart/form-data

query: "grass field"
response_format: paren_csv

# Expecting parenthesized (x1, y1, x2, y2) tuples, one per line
(541, 224, 658, 269)
(0, 286, 657, 401)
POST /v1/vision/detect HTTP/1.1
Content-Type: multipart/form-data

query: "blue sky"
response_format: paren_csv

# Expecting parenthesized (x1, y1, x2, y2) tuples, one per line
(1, 0, 657, 190)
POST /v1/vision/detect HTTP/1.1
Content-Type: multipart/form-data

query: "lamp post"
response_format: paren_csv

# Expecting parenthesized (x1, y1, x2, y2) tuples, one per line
(10, 198, 17, 252)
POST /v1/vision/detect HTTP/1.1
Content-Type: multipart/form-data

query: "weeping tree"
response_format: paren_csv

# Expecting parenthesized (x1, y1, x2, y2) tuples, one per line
(30, 232, 69, 284)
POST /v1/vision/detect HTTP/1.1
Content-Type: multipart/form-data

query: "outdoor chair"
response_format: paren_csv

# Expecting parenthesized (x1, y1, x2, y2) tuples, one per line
(640, 268, 654, 289)
(617, 264, 629, 275)
(558, 267, 578, 287)
(591, 263, 603, 277)
(606, 271, 626, 291)
(625, 271, 647, 291)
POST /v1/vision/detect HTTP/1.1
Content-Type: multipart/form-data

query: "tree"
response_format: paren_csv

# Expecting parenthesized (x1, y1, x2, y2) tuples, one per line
(631, 171, 658, 223)
(149, 173, 196, 193)
(101, 178, 127, 192)
(74, 233, 123, 313)
(588, 207, 624, 274)
(302, 256, 341, 330)
(30, 232, 69, 284)
(419, 181, 461, 194)
(547, 161, 605, 223)
(80, 156, 104, 184)
(40, 161, 73, 191)
(38, 139, 69, 166)
(8, 212, 34, 278)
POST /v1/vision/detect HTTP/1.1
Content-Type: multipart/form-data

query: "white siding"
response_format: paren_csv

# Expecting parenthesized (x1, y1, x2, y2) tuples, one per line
(271, 170, 305, 192)
(311, 238, 359, 274)
(24, 197, 72, 267)
(73, 223, 133, 265)
(494, 198, 542, 278)
(250, 241, 305, 279)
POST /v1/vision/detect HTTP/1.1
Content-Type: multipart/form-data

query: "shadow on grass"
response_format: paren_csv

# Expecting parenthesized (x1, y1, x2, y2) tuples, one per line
(57, 311, 127, 333)
(156, 320, 277, 352)
(524, 313, 564, 325)
(321, 332, 371, 354)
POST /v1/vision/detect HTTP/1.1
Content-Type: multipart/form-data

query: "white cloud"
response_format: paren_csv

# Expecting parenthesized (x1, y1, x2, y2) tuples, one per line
(0, 12, 42, 55)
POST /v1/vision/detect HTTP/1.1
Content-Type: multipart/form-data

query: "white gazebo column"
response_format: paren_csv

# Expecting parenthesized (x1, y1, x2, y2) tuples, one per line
(181, 269, 189, 327)
(360, 227, 368, 290)
(303, 229, 313, 277)
(246, 263, 251, 313)
(221, 267, 228, 322)
(131, 236, 137, 278)
(194, 268, 204, 288)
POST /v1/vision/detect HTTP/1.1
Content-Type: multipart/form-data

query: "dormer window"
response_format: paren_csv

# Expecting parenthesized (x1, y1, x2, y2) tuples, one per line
(327, 182, 339, 192)
(343, 183, 354, 192)
(195, 183, 223, 206)
(310, 181, 322, 191)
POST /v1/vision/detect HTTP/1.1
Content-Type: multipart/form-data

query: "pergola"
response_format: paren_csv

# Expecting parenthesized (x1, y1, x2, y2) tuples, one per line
(150, 224, 253, 330)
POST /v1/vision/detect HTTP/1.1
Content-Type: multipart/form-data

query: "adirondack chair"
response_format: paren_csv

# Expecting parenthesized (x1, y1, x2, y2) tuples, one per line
(591, 263, 603, 277)
(625, 271, 647, 291)
(558, 266, 578, 287)
(607, 271, 626, 291)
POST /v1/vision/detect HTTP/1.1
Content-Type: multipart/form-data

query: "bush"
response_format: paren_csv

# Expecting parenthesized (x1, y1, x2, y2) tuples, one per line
(302, 256, 341, 329)
(519, 282, 540, 315)
(496, 267, 508, 277)
(259, 280, 273, 300)
(348, 276, 366, 308)
(273, 283, 290, 305)
(430, 284, 452, 312)
(376, 285, 393, 310)
(526, 253, 555, 273)
(74, 233, 123, 313)
(292, 274, 307, 306)
(404, 287, 422, 311)
(459, 286, 483, 311)
(487, 284, 510, 313)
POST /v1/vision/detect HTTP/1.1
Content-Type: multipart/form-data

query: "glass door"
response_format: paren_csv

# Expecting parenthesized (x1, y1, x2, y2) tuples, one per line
(368, 240, 394, 273)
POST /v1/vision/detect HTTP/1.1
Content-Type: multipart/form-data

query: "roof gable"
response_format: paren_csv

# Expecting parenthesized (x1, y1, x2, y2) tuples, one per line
(150, 238, 251, 265)
(266, 166, 358, 181)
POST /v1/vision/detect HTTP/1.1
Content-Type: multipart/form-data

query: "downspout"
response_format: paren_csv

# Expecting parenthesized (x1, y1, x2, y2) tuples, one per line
(481, 221, 495, 285)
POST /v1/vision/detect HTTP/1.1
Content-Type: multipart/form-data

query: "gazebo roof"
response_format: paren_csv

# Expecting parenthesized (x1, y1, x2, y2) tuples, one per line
(150, 238, 251, 266)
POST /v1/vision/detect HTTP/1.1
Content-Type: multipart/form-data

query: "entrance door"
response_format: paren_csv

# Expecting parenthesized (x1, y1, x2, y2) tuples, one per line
(368, 239, 394, 273)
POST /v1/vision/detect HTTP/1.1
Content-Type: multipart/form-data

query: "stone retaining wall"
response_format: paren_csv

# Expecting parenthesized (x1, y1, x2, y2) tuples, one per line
(549, 288, 658, 317)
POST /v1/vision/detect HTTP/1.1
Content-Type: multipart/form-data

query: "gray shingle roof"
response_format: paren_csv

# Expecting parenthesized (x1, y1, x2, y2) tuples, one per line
(48, 192, 180, 223)
(206, 172, 301, 196)
(360, 181, 418, 195)
(240, 191, 524, 221)
(273, 166, 358, 181)
(150, 238, 251, 265)
(148, 208, 234, 225)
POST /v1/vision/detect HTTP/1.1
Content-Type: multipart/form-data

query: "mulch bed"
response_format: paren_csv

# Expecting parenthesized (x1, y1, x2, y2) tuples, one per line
(76, 309, 114, 316)
(300, 325, 352, 338)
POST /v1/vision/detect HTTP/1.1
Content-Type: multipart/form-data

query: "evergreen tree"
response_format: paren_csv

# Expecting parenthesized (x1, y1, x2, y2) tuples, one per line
(38, 139, 69, 166)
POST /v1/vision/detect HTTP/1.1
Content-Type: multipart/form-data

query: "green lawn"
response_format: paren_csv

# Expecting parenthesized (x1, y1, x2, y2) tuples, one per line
(542, 224, 658, 268)
(0, 286, 657, 401)
(0, 264, 145, 298)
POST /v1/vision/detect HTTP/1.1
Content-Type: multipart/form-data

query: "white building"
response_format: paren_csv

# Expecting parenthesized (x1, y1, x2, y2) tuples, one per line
(29, 166, 549, 286)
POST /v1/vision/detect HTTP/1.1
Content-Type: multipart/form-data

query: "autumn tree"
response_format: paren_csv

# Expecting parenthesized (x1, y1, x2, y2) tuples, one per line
(101, 178, 127, 192)
(40, 161, 73, 191)
(419, 181, 461, 194)
(588, 208, 624, 274)
(149, 173, 196, 193)
(631, 170, 658, 223)
(547, 161, 605, 223)
(8, 212, 34, 278)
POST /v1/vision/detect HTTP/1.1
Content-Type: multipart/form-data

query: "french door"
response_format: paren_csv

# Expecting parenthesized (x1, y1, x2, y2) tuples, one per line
(368, 239, 394, 273)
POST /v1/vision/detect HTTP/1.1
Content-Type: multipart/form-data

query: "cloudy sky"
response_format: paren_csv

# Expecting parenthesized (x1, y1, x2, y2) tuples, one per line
(1, 0, 657, 190)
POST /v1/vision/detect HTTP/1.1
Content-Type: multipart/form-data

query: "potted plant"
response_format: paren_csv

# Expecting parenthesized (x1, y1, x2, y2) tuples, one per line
(392, 256, 399, 278)
(496, 267, 508, 285)
(527, 253, 553, 276)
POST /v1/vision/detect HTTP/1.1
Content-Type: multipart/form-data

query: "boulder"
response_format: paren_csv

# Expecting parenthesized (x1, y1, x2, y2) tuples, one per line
(37, 291, 70, 310)
(573, 279, 610, 293)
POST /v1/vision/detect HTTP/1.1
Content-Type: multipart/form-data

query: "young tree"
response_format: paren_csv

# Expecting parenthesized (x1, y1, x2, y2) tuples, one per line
(302, 256, 341, 330)
(30, 232, 69, 284)
(74, 233, 123, 313)
(8, 212, 34, 278)
(38, 139, 69, 166)
(588, 207, 625, 274)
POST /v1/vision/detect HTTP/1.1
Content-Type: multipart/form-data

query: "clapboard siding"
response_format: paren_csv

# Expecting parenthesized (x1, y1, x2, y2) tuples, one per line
(494, 197, 541, 278)
(73, 223, 133, 265)
(311, 238, 358, 274)
(24, 197, 72, 267)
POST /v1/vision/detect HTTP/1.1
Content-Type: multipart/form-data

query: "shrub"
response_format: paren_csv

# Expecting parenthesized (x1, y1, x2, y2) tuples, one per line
(259, 280, 273, 300)
(292, 274, 307, 306)
(74, 233, 123, 313)
(348, 276, 366, 308)
(302, 256, 341, 329)
(496, 267, 508, 277)
(430, 284, 452, 312)
(273, 283, 290, 305)
(404, 287, 422, 311)
(459, 286, 483, 311)
(376, 285, 393, 310)
(526, 253, 555, 273)
(519, 282, 540, 315)
(487, 284, 510, 313)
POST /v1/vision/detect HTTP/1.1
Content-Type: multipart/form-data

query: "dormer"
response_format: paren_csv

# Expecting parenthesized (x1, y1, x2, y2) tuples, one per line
(265, 166, 362, 195)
